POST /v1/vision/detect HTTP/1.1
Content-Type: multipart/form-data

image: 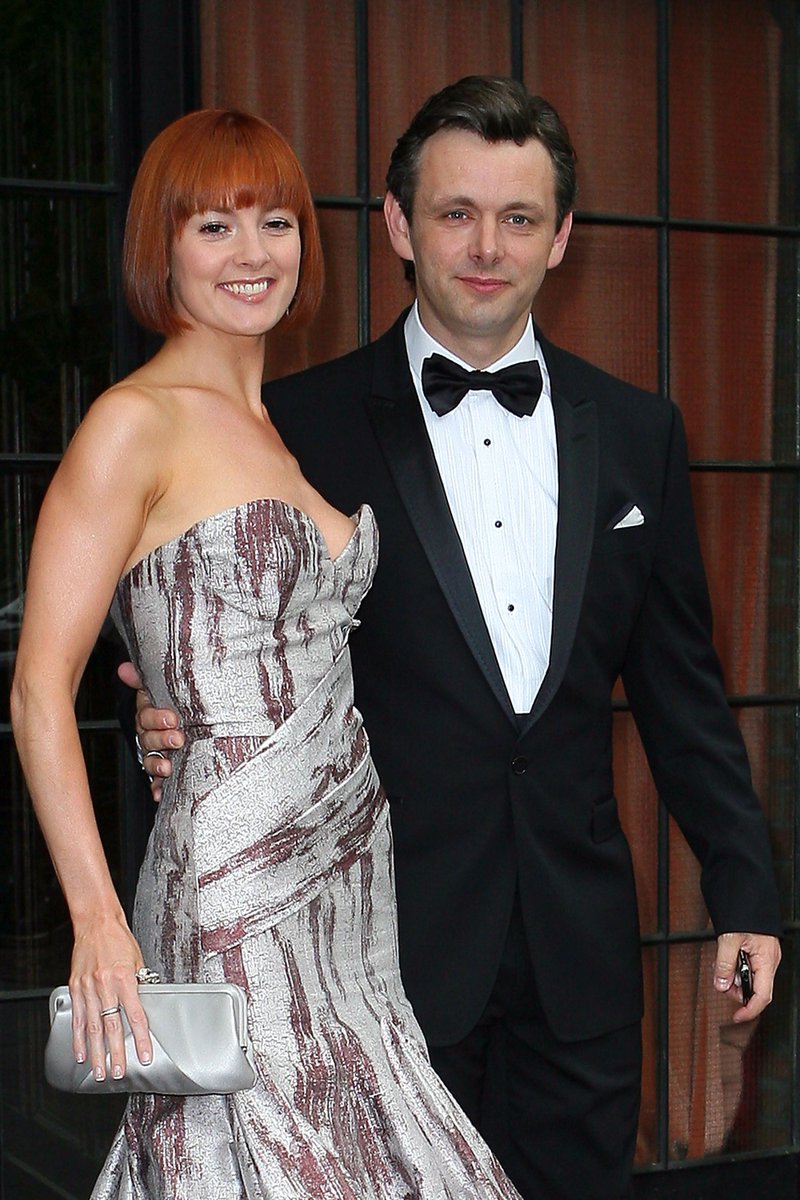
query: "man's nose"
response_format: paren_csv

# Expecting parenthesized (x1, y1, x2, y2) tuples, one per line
(469, 218, 501, 263)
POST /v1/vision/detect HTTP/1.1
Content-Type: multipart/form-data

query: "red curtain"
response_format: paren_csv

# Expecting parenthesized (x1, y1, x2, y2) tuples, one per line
(199, 0, 785, 1164)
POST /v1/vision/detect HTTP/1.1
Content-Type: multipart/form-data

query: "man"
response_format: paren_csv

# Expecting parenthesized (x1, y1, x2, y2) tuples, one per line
(132, 77, 782, 1198)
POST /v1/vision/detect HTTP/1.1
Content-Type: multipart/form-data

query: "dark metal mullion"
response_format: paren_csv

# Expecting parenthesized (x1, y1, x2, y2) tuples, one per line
(0, 178, 118, 197)
(355, 0, 370, 346)
(573, 209, 800, 238)
(794, 703, 800, 1153)
(655, 0, 671, 1172)
(785, 47, 800, 1172)
(108, 0, 144, 383)
(690, 460, 800, 472)
(510, 0, 523, 80)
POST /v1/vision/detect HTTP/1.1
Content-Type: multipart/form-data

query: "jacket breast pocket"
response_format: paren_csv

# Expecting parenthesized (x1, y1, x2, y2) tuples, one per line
(591, 795, 622, 843)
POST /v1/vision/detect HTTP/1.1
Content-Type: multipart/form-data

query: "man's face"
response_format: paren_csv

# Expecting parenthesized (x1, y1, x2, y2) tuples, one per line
(384, 128, 572, 367)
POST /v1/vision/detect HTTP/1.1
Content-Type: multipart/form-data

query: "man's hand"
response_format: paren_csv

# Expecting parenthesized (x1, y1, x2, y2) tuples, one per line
(117, 662, 184, 803)
(713, 931, 781, 1022)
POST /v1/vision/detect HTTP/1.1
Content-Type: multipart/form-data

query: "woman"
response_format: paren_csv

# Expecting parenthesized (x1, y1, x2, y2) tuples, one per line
(11, 110, 521, 1198)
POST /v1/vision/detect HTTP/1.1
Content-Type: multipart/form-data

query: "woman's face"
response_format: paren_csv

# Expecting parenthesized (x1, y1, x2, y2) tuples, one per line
(169, 205, 301, 337)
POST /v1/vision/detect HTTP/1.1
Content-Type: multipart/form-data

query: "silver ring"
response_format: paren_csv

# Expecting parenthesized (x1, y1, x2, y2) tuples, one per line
(135, 733, 146, 767)
(144, 750, 167, 760)
(100, 1005, 122, 1018)
(135, 967, 162, 985)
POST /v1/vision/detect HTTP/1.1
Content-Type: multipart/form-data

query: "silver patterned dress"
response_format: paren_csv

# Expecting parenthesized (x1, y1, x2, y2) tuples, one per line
(94, 499, 520, 1199)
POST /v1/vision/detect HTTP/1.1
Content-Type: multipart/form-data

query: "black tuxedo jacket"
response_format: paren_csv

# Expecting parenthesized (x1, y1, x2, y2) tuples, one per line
(265, 311, 782, 1045)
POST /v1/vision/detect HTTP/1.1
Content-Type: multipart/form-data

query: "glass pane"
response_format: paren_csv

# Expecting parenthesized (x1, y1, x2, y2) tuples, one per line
(666, 936, 793, 1160)
(524, 0, 659, 216)
(201, 0, 357, 197)
(725, 931, 793, 1154)
(670, 0, 792, 225)
(368, 0, 510, 199)
(535, 223, 659, 392)
(266, 207, 359, 379)
(0, 194, 114, 454)
(667, 704, 793, 936)
(0, 470, 123, 729)
(689, 471, 800, 696)
(636, 943, 660, 1166)
(0, 469, 53, 724)
(670, 232, 794, 462)
(370, 208, 413, 342)
(0, 996, 123, 1196)
(0, 0, 111, 183)
(0, 737, 70, 991)
(1, 731, 125, 992)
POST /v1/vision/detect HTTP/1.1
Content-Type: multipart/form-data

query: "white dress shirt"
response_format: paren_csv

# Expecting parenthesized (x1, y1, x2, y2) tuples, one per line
(405, 304, 558, 714)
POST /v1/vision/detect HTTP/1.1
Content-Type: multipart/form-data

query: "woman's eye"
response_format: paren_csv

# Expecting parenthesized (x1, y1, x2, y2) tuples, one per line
(264, 218, 292, 231)
(199, 222, 227, 235)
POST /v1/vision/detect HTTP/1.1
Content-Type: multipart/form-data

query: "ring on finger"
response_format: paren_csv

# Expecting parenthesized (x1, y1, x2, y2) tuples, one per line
(100, 1004, 122, 1018)
(144, 750, 167, 761)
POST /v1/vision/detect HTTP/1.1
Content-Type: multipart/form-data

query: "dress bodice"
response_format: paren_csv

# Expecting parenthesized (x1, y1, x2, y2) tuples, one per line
(111, 499, 377, 739)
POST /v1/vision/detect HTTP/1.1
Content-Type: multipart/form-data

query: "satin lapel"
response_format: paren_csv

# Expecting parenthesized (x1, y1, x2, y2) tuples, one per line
(520, 367, 598, 736)
(365, 320, 516, 723)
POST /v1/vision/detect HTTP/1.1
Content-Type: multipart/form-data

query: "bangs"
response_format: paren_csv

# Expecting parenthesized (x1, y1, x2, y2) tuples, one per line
(166, 115, 309, 229)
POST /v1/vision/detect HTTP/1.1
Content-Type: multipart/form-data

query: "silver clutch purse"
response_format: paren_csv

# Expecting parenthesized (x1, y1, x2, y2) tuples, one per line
(45, 980, 257, 1094)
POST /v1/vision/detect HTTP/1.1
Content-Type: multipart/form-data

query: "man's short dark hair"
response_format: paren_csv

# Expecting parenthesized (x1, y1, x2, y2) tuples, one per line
(386, 75, 577, 283)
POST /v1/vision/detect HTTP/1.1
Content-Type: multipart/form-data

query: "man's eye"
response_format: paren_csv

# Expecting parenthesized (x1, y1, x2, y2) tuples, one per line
(507, 214, 531, 226)
(446, 210, 468, 221)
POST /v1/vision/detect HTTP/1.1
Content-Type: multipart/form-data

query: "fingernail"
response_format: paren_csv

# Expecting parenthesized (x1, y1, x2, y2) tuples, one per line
(715, 977, 731, 989)
(168, 734, 181, 747)
(112, 1065, 123, 1079)
(141, 1052, 152, 1065)
(94, 1067, 105, 1081)
(76, 1053, 85, 1064)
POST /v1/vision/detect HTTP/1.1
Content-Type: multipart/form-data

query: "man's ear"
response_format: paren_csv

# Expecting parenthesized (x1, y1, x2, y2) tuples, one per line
(383, 192, 414, 265)
(546, 211, 573, 271)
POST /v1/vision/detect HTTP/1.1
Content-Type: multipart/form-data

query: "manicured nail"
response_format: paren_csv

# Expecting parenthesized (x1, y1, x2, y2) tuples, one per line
(94, 1067, 105, 1081)
(141, 1052, 152, 1065)
(113, 1065, 123, 1079)
(76, 1053, 85, 1064)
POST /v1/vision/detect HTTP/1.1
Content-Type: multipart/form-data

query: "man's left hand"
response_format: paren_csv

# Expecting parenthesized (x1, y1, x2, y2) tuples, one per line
(713, 931, 781, 1022)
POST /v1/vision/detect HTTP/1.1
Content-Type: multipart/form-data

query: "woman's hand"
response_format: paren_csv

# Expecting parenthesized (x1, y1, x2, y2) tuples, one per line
(69, 913, 153, 1082)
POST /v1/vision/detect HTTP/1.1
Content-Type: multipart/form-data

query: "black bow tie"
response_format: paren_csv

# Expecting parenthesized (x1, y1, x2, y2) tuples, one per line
(421, 353, 543, 419)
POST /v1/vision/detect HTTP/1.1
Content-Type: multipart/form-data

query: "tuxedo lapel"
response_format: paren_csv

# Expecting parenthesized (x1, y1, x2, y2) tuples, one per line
(365, 317, 516, 723)
(520, 341, 598, 736)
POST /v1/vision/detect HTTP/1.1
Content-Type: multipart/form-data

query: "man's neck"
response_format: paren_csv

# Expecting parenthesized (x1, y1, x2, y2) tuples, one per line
(413, 304, 533, 370)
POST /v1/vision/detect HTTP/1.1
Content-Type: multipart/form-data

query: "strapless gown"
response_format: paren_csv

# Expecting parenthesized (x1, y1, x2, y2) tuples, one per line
(93, 499, 520, 1199)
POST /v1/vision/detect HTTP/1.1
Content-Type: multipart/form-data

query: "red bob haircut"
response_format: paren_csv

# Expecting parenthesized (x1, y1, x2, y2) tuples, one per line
(123, 109, 324, 336)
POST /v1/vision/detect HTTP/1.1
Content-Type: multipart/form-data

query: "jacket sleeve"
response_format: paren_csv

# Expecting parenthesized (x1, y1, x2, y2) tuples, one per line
(621, 404, 783, 937)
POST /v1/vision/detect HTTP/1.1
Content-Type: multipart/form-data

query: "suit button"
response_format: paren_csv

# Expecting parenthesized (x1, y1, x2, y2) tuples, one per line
(511, 756, 528, 775)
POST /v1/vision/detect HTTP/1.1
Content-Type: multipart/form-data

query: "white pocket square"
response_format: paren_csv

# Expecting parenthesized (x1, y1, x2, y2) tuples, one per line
(613, 504, 645, 530)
